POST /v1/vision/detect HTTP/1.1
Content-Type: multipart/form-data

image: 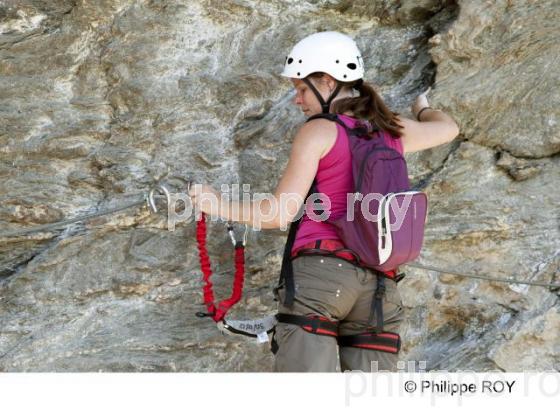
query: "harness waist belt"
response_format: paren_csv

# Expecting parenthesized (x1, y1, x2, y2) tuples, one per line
(292, 239, 397, 279)
(292, 239, 357, 261)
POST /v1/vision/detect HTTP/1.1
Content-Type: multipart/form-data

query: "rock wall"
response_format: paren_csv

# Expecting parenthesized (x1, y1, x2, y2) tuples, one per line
(0, 0, 558, 371)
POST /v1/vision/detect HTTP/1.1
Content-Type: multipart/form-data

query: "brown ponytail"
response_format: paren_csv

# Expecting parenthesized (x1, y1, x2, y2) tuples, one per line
(308, 73, 404, 138)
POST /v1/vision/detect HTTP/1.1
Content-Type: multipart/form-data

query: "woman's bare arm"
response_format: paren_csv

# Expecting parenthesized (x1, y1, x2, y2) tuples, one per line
(395, 112, 460, 154)
(222, 119, 335, 230)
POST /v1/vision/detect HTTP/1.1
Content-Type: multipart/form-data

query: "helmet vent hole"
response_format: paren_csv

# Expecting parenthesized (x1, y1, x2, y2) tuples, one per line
(287, 58, 294, 64)
(297, 72, 300, 76)
(299, 59, 302, 63)
(343, 74, 347, 78)
(336, 60, 340, 64)
(347, 63, 357, 70)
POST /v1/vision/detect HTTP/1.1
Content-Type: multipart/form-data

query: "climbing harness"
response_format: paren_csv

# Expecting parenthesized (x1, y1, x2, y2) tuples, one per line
(281, 239, 401, 352)
(271, 312, 401, 355)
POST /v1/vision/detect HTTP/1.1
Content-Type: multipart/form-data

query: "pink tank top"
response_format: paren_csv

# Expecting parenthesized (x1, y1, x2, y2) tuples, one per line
(292, 114, 404, 252)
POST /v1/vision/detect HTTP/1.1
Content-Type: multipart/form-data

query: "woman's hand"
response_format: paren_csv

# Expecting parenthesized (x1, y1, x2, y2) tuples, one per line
(411, 86, 431, 119)
(188, 183, 222, 217)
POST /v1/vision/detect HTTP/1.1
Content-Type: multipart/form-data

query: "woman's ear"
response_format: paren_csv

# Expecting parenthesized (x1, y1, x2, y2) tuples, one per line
(323, 74, 338, 92)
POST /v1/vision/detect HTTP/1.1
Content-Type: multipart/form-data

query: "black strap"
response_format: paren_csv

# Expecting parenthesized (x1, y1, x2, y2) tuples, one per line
(278, 217, 300, 308)
(395, 272, 406, 283)
(270, 328, 279, 354)
(306, 112, 348, 128)
(302, 78, 343, 114)
(367, 274, 386, 333)
(353, 79, 364, 90)
(278, 180, 318, 307)
(276, 313, 339, 336)
(337, 331, 401, 354)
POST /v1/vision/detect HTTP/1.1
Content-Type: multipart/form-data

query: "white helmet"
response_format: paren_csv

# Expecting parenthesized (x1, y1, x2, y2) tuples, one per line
(281, 31, 364, 113)
(281, 31, 365, 82)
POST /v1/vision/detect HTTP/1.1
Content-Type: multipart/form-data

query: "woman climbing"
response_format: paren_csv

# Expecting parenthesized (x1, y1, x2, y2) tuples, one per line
(188, 31, 460, 372)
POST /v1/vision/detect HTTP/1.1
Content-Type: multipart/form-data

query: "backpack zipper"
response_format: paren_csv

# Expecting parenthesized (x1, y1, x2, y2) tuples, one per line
(355, 147, 400, 194)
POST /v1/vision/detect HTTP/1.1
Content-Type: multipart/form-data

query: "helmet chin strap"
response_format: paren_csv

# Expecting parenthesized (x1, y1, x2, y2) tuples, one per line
(302, 78, 343, 114)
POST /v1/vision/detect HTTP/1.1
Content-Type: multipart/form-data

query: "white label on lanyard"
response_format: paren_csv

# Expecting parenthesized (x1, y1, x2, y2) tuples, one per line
(256, 331, 269, 344)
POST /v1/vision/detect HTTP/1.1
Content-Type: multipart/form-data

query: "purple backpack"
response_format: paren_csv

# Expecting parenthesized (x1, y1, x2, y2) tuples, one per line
(279, 113, 428, 307)
(321, 114, 428, 272)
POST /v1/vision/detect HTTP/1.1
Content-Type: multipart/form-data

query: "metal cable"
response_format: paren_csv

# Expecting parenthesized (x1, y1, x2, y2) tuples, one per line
(0, 196, 148, 238)
(404, 262, 560, 289)
(0, 188, 184, 239)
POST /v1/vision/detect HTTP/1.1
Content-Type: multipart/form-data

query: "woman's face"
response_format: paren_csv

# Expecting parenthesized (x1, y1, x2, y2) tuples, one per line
(291, 76, 334, 116)
(290, 75, 353, 116)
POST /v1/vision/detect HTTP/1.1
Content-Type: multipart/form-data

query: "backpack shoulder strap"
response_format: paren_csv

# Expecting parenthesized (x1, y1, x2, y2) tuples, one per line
(305, 113, 348, 129)
(306, 113, 379, 137)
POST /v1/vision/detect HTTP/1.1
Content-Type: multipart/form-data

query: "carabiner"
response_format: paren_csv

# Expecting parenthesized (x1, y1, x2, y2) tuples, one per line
(147, 174, 194, 219)
(226, 223, 249, 247)
(147, 183, 171, 213)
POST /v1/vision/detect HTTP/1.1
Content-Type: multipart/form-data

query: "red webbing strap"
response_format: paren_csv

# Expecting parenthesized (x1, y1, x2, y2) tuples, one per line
(383, 269, 397, 280)
(275, 313, 339, 337)
(214, 245, 245, 321)
(196, 213, 217, 318)
(337, 331, 401, 354)
(195, 212, 245, 322)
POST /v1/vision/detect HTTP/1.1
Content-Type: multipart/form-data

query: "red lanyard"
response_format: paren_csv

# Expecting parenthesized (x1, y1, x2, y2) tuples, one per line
(195, 213, 248, 322)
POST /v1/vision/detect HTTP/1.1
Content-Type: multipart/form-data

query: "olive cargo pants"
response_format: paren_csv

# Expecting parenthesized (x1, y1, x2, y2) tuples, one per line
(272, 255, 405, 372)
